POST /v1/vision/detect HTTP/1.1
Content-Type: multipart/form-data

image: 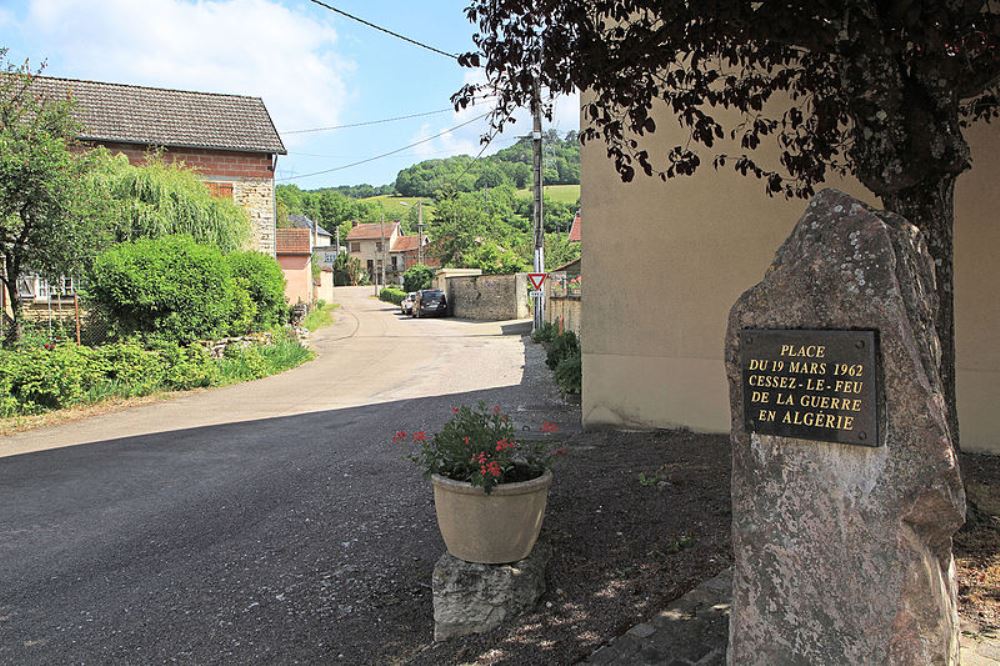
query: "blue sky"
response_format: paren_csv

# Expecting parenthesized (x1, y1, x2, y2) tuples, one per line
(0, 0, 579, 188)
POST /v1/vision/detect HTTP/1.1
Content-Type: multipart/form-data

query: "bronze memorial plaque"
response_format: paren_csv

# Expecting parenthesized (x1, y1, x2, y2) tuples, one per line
(739, 329, 881, 446)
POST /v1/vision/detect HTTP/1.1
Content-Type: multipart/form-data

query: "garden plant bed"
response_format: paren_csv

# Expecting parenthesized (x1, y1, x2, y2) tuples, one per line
(399, 431, 998, 665)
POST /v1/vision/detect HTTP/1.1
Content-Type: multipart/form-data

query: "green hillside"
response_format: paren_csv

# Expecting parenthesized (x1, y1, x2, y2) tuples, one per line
(360, 195, 435, 221)
(516, 184, 580, 205)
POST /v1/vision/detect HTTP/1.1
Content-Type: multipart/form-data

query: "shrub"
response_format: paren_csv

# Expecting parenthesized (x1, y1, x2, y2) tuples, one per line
(531, 321, 558, 344)
(93, 341, 167, 394)
(546, 330, 580, 370)
(226, 251, 288, 329)
(87, 235, 254, 343)
(151, 341, 218, 390)
(379, 287, 407, 305)
(554, 352, 582, 395)
(403, 264, 435, 292)
(0, 344, 106, 413)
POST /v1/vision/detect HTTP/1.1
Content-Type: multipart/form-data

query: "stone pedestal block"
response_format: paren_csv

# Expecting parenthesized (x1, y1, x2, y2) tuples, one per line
(432, 541, 550, 641)
(725, 189, 965, 664)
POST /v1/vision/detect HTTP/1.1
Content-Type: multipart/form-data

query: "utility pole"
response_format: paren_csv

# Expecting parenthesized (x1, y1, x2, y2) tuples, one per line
(531, 77, 545, 333)
(417, 200, 424, 266)
(379, 210, 387, 291)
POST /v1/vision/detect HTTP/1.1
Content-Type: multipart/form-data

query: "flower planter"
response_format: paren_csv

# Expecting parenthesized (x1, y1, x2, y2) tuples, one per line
(431, 470, 553, 564)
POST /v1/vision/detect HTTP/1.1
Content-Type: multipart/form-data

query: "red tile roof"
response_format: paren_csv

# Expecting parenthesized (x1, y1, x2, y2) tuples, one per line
(346, 222, 399, 241)
(390, 235, 422, 253)
(276, 228, 311, 255)
(568, 212, 582, 242)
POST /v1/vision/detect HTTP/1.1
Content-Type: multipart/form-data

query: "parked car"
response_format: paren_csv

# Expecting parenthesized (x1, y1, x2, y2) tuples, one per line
(413, 289, 448, 318)
(401, 292, 417, 315)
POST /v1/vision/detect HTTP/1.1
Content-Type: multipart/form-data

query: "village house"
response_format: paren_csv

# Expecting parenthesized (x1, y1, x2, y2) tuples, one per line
(346, 222, 429, 284)
(579, 97, 1000, 455)
(275, 228, 313, 306)
(30, 75, 286, 255)
(289, 214, 333, 248)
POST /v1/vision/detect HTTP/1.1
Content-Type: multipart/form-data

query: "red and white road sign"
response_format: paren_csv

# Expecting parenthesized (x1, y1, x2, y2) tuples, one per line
(528, 273, 547, 290)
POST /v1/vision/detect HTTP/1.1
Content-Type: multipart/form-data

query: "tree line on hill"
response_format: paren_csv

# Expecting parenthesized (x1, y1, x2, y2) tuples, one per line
(275, 130, 582, 276)
(394, 129, 580, 197)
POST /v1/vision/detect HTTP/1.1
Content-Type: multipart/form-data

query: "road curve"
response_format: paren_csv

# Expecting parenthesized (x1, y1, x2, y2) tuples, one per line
(0, 287, 565, 664)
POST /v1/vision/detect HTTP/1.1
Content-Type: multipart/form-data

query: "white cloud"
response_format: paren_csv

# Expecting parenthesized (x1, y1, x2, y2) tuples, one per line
(23, 0, 351, 147)
(410, 68, 580, 160)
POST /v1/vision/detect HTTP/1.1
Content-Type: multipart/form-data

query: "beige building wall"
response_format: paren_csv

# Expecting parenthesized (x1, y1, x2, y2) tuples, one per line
(581, 96, 1000, 455)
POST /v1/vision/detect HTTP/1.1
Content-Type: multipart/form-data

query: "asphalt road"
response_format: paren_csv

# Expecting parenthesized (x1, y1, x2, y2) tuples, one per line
(0, 287, 572, 664)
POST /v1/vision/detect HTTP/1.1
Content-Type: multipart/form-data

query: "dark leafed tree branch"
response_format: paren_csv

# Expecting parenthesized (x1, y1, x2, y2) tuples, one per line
(454, 0, 1000, 446)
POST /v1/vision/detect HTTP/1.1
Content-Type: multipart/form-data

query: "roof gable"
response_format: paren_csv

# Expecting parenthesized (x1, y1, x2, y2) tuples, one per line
(289, 214, 332, 237)
(568, 212, 582, 242)
(390, 235, 422, 252)
(347, 222, 399, 241)
(276, 228, 311, 255)
(28, 76, 286, 155)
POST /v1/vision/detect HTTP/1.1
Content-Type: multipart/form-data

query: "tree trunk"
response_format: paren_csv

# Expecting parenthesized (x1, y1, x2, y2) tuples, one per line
(1, 256, 24, 347)
(882, 176, 959, 449)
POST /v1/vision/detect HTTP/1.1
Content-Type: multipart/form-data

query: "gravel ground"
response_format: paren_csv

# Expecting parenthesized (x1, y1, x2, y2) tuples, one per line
(398, 429, 734, 665)
(957, 452, 1000, 631)
(391, 437, 998, 665)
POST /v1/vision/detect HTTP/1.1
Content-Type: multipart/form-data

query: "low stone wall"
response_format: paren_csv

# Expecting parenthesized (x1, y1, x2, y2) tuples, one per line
(546, 295, 581, 335)
(447, 273, 530, 321)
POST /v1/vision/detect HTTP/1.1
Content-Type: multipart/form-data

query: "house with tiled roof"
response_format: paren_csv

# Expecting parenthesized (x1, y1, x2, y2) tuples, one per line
(345, 221, 431, 284)
(276, 229, 313, 305)
(29, 75, 286, 255)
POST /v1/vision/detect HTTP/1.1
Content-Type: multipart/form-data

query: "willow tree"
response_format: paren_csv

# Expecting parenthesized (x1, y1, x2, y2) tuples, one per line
(87, 151, 251, 253)
(456, 1, 1000, 443)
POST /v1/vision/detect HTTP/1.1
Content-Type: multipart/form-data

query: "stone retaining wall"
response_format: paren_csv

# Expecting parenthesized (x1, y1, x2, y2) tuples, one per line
(447, 273, 530, 321)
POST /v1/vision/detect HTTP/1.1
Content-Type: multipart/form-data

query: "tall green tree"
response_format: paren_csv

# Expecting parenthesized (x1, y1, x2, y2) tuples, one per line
(0, 55, 110, 344)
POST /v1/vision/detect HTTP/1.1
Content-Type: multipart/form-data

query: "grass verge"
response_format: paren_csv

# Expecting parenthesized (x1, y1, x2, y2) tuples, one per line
(303, 302, 339, 332)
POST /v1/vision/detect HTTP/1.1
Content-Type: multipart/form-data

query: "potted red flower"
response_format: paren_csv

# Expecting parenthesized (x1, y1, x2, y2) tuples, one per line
(397, 402, 564, 564)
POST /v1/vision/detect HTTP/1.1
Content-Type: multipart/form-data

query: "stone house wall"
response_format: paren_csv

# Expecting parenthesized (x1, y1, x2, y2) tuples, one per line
(448, 273, 530, 321)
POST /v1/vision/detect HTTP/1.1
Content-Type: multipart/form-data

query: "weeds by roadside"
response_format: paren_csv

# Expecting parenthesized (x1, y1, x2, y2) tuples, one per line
(302, 301, 339, 332)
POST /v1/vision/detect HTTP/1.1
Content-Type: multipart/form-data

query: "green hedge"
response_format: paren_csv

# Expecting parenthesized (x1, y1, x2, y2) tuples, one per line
(0, 341, 215, 417)
(226, 250, 288, 329)
(0, 334, 312, 418)
(379, 287, 407, 305)
(87, 235, 256, 343)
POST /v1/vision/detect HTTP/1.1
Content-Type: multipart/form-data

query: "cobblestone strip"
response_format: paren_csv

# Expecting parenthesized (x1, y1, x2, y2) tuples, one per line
(584, 570, 731, 666)
(584, 568, 998, 665)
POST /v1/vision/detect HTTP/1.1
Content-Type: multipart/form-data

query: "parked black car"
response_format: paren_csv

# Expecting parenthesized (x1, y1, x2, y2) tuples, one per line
(413, 289, 448, 318)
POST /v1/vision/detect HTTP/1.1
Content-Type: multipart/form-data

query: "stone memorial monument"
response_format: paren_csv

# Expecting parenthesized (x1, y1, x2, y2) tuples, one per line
(724, 189, 966, 664)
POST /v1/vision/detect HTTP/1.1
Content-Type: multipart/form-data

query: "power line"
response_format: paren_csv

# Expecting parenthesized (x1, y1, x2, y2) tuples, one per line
(276, 111, 491, 182)
(289, 135, 524, 160)
(283, 107, 453, 135)
(307, 0, 458, 60)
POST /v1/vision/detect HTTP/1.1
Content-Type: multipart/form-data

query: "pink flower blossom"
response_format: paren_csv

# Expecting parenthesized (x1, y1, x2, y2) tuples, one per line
(541, 420, 560, 433)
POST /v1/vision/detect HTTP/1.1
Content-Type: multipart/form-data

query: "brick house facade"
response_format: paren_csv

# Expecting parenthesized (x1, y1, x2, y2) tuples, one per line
(30, 76, 286, 255)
